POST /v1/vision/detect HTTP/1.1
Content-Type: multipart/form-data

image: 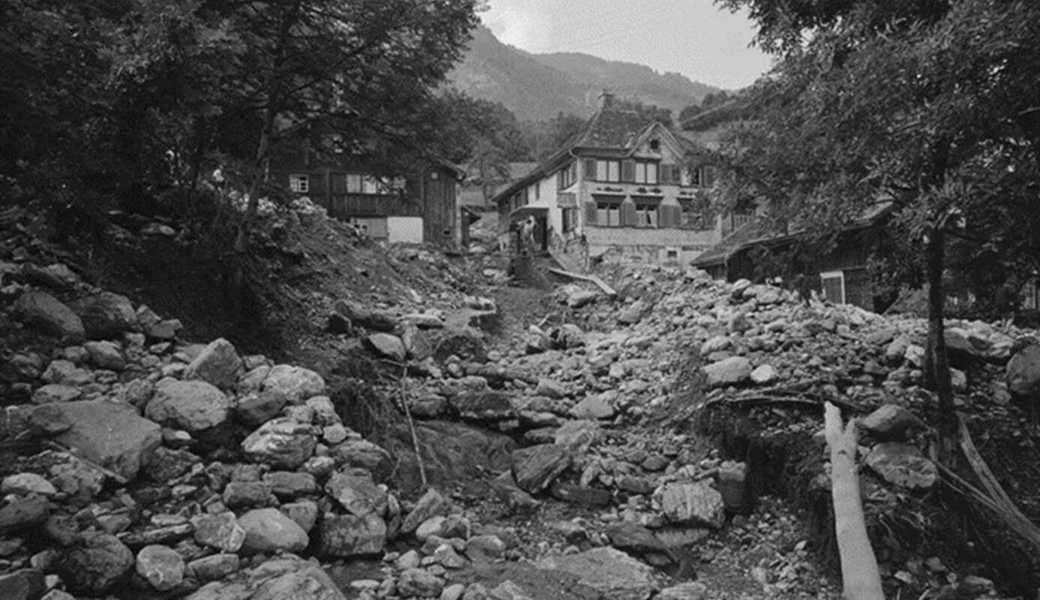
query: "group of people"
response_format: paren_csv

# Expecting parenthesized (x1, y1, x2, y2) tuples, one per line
(515, 215, 537, 255)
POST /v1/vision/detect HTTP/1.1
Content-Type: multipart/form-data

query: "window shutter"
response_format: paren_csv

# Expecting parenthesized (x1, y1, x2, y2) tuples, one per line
(621, 160, 636, 182)
(584, 158, 597, 180)
(672, 165, 683, 184)
(584, 200, 597, 226)
(621, 199, 637, 227)
(660, 204, 679, 228)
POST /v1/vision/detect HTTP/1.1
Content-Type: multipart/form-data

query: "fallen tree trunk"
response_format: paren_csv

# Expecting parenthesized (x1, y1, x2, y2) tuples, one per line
(461, 362, 539, 386)
(824, 402, 884, 600)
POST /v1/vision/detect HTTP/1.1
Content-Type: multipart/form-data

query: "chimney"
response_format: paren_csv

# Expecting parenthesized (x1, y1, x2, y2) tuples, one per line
(598, 89, 615, 110)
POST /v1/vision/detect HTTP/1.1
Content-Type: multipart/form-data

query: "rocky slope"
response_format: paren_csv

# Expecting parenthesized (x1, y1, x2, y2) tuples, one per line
(1, 203, 1038, 600)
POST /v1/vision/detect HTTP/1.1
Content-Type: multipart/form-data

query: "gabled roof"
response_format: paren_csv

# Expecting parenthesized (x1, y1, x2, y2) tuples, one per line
(491, 105, 699, 206)
(692, 201, 895, 268)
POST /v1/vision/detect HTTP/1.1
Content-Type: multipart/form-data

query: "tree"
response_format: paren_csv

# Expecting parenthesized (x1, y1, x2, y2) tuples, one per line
(716, 0, 1040, 453)
(0, 0, 481, 255)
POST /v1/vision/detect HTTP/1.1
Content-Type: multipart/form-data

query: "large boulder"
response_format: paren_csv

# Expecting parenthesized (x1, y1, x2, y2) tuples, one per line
(864, 442, 937, 490)
(536, 547, 658, 600)
(146, 378, 231, 432)
(569, 394, 614, 420)
(135, 544, 185, 592)
(242, 417, 317, 469)
(364, 333, 406, 362)
(187, 556, 346, 600)
(333, 300, 396, 332)
(261, 365, 326, 405)
(653, 481, 726, 529)
(316, 513, 386, 558)
(191, 512, 246, 553)
(325, 469, 388, 517)
(69, 292, 137, 339)
(511, 444, 570, 494)
(56, 533, 134, 596)
(13, 291, 84, 340)
(43, 400, 161, 481)
(1007, 343, 1040, 398)
(859, 404, 923, 440)
(185, 338, 243, 389)
(237, 508, 309, 554)
(400, 488, 449, 534)
(84, 340, 125, 371)
(331, 438, 394, 482)
(702, 356, 752, 387)
(0, 569, 45, 600)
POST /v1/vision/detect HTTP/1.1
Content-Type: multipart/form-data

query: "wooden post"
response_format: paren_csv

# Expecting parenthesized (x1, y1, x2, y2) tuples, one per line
(824, 402, 884, 600)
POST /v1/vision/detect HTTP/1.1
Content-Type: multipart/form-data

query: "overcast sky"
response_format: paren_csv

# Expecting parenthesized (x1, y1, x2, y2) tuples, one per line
(480, 0, 774, 90)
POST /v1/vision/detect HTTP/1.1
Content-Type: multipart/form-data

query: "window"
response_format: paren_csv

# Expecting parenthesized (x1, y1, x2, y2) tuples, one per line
(347, 174, 389, 194)
(289, 174, 309, 193)
(650, 139, 660, 152)
(558, 162, 577, 189)
(594, 160, 621, 182)
(562, 208, 578, 233)
(635, 202, 659, 227)
(634, 161, 659, 184)
(534, 183, 541, 200)
(596, 201, 621, 227)
(684, 166, 717, 188)
(820, 271, 846, 304)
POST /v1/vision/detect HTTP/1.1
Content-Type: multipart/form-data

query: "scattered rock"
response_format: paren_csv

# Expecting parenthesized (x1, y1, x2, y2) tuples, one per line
(859, 404, 922, 440)
(83, 340, 125, 370)
(238, 508, 309, 553)
(242, 417, 317, 469)
(397, 568, 444, 598)
(69, 292, 137, 339)
(185, 338, 243, 389)
(536, 547, 658, 600)
(135, 544, 185, 591)
(654, 481, 726, 529)
(1007, 343, 1040, 398)
(316, 513, 386, 558)
(46, 400, 162, 481)
(146, 378, 231, 432)
(13, 291, 84, 340)
(365, 333, 407, 361)
(261, 364, 326, 405)
(1, 473, 57, 497)
(511, 444, 570, 494)
(702, 356, 752, 387)
(56, 533, 134, 596)
(569, 394, 614, 420)
(864, 442, 937, 490)
(191, 512, 246, 553)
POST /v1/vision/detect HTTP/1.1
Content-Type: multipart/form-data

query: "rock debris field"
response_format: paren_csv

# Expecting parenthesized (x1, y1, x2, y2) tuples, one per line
(1, 247, 1039, 600)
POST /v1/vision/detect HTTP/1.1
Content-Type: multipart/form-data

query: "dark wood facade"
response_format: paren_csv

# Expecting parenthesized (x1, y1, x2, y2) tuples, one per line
(699, 222, 887, 311)
(270, 139, 460, 247)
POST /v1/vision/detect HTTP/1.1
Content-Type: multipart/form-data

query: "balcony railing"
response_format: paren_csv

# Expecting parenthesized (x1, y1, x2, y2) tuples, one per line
(320, 193, 422, 219)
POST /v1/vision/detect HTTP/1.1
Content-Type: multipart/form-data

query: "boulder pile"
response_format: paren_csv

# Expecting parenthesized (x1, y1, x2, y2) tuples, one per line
(1, 252, 1036, 600)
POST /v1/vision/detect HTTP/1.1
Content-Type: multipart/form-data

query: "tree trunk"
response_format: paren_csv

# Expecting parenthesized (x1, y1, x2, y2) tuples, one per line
(923, 226, 957, 460)
(824, 402, 884, 600)
(234, 0, 302, 256)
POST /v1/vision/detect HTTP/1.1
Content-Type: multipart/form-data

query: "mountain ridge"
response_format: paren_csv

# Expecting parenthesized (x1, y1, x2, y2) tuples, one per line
(449, 26, 719, 122)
